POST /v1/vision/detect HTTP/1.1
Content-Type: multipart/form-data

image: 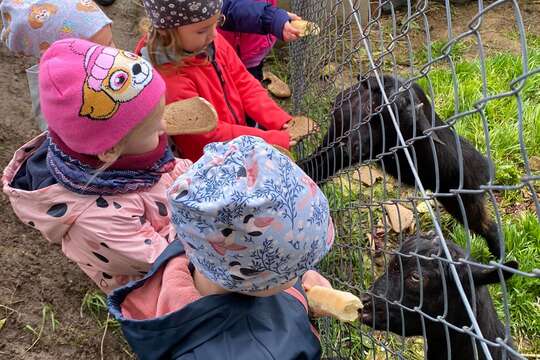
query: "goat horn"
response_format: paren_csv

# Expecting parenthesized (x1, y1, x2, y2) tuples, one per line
(432, 135, 447, 147)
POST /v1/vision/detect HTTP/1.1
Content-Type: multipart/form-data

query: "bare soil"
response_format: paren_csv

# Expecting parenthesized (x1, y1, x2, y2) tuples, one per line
(0, 2, 145, 359)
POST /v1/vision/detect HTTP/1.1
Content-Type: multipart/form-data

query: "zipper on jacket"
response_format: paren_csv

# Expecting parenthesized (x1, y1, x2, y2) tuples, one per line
(209, 52, 241, 125)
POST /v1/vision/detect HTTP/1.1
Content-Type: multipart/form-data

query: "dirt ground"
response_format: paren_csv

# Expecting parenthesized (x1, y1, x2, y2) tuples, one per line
(0, 1, 538, 359)
(0, 2, 144, 359)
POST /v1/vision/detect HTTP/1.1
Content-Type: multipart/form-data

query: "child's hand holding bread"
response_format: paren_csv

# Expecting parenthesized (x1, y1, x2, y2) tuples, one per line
(303, 270, 363, 322)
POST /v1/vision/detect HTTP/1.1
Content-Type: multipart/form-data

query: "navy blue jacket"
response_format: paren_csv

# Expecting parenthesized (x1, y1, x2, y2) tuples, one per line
(108, 241, 322, 360)
(10, 136, 57, 191)
(221, 0, 290, 40)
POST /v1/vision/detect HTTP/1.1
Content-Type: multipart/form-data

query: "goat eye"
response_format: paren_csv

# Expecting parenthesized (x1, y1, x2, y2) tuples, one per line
(409, 272, 421, 283)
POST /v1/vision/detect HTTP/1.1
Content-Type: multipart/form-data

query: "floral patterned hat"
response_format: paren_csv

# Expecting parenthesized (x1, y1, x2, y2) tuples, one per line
(168, 136, 334, 293)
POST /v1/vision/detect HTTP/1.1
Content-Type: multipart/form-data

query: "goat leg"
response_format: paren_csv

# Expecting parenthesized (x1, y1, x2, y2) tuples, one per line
(437, 194, 501, 258)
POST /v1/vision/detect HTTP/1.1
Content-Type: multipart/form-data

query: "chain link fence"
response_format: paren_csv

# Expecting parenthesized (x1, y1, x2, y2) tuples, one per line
(287, 0, 540, 359)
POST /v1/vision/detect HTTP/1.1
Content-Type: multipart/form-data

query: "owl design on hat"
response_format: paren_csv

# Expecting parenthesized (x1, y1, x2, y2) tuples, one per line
(76, 0, 99, 12)
(77, 44, 153, 120)
(28, 3, 58, 29)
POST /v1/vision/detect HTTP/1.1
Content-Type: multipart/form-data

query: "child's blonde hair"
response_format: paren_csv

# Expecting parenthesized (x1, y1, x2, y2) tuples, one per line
(139, 17, 186, 67)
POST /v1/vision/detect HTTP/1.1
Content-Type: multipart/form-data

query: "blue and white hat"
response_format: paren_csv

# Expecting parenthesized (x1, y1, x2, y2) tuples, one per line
(1, 0, 112, 58)
(168, 136, 334, 293)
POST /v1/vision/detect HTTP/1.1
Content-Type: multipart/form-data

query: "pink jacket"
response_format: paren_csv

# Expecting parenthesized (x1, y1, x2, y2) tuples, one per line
(219, 0, 279, 69)
(2, 134, 192, 293)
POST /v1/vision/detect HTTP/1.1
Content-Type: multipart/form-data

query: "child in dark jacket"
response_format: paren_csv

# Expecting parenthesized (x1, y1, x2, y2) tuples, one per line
(219, 0, 301, 81)
(137, 0, 302, 162)
(108, 136, 335, 360)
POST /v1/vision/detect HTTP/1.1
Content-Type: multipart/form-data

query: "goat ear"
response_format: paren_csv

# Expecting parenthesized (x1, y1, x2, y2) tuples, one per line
(409, 83, 446, 146)
(471, 260, 519, 286)
(413, 103, 446, 146)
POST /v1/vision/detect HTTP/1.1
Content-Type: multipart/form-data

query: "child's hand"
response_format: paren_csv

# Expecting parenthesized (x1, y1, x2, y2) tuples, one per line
(282, 124, 297, 147)
(302, 270, 332, 292)
(283, 13, 302, 42)
(303, 270, 333, 318)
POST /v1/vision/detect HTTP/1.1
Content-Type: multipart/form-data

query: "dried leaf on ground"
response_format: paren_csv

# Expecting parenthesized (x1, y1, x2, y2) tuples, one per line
(367, 228, 386, 256)
(262, 71, 291, 98)
(383, 203, 415, 233)
(352, 166, 384, 186)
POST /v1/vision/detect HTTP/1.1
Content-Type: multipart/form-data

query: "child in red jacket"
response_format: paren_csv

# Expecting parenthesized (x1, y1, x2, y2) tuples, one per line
(137, 0, 297, 162)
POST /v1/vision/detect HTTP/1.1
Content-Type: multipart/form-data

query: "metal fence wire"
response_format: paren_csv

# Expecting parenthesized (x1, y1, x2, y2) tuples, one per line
(288, 0, 540, 359)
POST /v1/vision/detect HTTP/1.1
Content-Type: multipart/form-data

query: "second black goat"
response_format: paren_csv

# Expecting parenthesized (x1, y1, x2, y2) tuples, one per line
(361, 234, 519, 360)
(300, 75, 502, 257)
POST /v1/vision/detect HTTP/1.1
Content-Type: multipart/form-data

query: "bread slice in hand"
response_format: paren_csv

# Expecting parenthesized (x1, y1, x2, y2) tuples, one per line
(164, 97, 218, 135)
(306, 286, 363, 322)
(288, 116, 319, 142)
(290, 20, 321, 37)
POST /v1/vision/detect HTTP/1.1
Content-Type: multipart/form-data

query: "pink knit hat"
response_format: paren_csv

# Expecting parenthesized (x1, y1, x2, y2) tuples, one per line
(39, 38, 165, 155)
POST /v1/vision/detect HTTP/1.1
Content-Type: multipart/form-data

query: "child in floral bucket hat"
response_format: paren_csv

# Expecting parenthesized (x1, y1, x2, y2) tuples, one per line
(108, 136, 334, 360)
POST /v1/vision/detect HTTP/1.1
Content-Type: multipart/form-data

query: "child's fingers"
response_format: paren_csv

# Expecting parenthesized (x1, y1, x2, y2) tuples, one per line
(302, 270, 332, 291)
(283, 22, 302, 42)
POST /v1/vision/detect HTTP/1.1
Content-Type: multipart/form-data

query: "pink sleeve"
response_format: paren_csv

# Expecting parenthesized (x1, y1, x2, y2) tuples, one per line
(121, 255, 202, 320)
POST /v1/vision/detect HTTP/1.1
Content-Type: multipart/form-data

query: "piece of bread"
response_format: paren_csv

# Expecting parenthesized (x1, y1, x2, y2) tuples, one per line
(290, 20, 321, 37)
(164, 97, 218, 135)
(306, 286, 363, 322)
(288, 116, 319, 141)
(263, 71, 292, 98)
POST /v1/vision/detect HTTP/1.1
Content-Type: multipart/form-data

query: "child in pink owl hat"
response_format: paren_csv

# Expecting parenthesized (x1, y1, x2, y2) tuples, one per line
(2, 38, 193, 294)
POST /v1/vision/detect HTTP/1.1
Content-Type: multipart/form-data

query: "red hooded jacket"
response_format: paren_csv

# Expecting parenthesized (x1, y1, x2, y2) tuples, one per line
(135, 34, 291, 162)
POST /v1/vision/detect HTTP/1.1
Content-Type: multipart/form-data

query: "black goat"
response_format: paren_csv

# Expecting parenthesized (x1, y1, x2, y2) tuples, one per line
(361, 234, 519, 360)
(300, 75, 502, 258)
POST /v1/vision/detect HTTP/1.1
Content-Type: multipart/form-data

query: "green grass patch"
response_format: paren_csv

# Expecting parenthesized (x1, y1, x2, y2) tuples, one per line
(450, 212, 540, 352)
(80, 291, 135, 357)
(417, 46, 540, 186)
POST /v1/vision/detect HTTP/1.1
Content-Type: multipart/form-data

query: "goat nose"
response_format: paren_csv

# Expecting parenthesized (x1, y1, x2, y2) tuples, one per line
(360, 293, 372, 304)
(132, 63, 142, 75)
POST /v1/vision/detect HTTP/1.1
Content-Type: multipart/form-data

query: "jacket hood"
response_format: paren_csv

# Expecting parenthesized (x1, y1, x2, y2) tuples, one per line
(2, 133, 92, 244)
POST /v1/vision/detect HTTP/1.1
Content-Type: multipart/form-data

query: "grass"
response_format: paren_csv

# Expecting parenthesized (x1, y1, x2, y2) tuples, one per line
(416, 41, 540, 187)
(24, 304, 59, 352)
(450, 212, 540, 352)
(266, 25, 540, 359)
(80, 291, 134, 359)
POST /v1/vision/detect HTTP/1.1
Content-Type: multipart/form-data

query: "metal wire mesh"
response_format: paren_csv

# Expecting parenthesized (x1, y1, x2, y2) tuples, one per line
(288, 0, 540, 359)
